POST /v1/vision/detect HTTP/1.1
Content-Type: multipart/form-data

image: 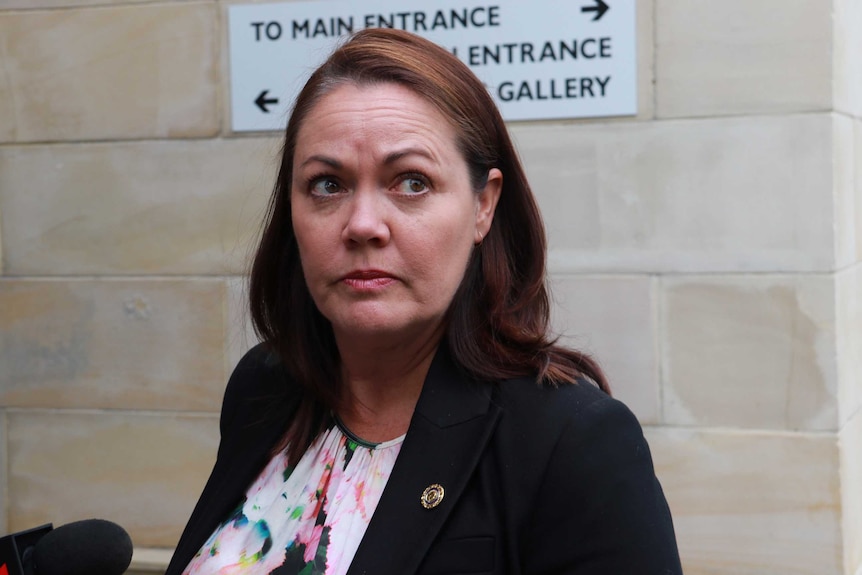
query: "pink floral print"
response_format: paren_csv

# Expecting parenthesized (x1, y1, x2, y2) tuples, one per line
(183, 420, 404, 575)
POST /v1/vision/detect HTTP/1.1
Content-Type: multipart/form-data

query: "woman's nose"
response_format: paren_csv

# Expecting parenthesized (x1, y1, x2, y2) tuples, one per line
(341, 188, 391, 247)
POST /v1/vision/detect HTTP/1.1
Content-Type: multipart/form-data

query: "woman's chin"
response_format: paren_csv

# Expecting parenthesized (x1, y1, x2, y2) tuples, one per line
(329, 314, 443, 347)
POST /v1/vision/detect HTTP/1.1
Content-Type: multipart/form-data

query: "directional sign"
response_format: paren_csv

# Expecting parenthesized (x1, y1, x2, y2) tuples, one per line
(228, 0, 636, 132)
(254, 90, 279, 113)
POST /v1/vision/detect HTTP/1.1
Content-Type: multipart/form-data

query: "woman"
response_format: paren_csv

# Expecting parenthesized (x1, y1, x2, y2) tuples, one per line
(166, 28, 682, 575)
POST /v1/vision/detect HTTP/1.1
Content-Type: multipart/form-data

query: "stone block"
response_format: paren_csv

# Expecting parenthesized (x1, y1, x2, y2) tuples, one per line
(512, 113, 835, 273)
(633, 0, 655, 120)
(0, 0, 194, 7)
(655, 0, 832, 118)
(834, 0, 862, 119)
(225, 275, 259, 375)
(549, 274, 658, 423)
(0, 410, 7, 535)
(0, 279, 227, 411)
(856, 118, 862, 263)
(128, 548, 173, 575)
(837, 264, 862, 425)
(835, 114, 859, 268)
(6, 410, 219, 548)
(840, 410, 862, 575)
(0, 138, 278, 275)
(661, 274, 837, 431)
(0, 2, 218, 143)
(856, 118, 862, 268)
(647, 427, 842, 574)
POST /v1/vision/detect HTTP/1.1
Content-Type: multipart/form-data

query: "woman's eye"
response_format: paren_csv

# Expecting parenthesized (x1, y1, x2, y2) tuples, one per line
(311, 178, 341, 196)
(399, 177, 429, 194)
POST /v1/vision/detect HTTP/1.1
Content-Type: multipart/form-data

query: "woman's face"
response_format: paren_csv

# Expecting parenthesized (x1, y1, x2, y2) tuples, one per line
(291, 82, 501, 347)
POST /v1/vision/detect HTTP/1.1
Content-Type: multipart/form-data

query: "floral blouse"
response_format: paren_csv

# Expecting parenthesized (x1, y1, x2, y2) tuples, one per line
(183, 418, 404, 575)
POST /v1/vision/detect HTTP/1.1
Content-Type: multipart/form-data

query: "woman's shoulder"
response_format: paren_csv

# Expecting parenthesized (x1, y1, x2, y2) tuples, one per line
(490, 374, 647, 461)
(231, 341, 282, 374)
(490, 376, 681, 572)
(226, 342, 290, 388)
(220, 342, 299, 433)
(494, 374, 633, 427)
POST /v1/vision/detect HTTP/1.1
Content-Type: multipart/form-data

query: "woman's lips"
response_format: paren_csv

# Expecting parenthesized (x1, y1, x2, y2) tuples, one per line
(341, 270, 397, 290)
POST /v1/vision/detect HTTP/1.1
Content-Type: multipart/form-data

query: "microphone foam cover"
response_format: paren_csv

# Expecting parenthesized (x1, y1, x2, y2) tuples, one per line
(33, 519, 133, 575)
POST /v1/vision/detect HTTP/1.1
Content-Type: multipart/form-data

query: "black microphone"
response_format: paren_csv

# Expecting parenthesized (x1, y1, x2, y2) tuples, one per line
(0, 524, 51, 575)
(0, 519, 133, 575)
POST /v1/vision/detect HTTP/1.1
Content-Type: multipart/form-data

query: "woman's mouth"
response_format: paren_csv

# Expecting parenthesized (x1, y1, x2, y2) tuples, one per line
(341, 270, 397, 290)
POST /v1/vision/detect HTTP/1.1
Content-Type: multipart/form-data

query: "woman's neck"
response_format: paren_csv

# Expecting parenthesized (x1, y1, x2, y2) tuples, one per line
(334, 326, 442, 443)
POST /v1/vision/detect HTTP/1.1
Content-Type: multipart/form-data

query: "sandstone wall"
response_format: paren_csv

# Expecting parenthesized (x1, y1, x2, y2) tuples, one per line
(0, 1, 860, 573)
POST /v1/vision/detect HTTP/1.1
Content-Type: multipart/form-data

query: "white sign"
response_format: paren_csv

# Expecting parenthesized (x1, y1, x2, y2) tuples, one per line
(228, 0, 636, 132)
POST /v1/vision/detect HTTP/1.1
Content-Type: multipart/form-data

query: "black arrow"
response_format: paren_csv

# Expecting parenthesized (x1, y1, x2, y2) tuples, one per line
(581, 0, 609, 21)
(255, 90, 279, 113)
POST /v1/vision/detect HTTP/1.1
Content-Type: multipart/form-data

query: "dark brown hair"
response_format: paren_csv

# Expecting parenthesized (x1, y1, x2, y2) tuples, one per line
(250, 28, 609, 459)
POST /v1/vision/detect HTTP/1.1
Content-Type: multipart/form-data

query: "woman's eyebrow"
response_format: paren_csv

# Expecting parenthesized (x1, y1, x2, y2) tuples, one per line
(383, 147, 438, 165)
(299, 148, 438, 170)
(298, 155, 342, 169)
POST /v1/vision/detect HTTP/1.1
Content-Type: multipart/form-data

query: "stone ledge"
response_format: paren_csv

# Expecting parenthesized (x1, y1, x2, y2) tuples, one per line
(127, 547, 173, 575)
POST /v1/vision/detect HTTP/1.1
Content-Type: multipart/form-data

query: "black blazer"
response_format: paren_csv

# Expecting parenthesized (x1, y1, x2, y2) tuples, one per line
(166, 345, 682, 575)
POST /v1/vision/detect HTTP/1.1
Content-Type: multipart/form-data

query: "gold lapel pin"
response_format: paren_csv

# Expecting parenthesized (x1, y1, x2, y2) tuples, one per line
(421, 484, 445, 509)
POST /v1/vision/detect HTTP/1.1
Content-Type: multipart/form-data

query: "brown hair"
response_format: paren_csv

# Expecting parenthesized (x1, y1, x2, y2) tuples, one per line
(250, 28, 609, 460)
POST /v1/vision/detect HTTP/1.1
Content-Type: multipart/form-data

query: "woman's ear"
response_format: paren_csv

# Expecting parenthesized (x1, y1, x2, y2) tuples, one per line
(475, 168, 503, 244)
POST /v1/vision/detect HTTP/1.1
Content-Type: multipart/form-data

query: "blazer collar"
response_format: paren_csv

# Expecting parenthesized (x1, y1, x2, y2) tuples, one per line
(347, 345, 501, 575)
(169, 345, 500, 575)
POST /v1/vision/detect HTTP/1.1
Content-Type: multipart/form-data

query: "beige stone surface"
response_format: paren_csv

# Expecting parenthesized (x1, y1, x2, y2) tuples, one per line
(835, 0, 862, 119)
(0, 279, 227, 411)
(0, 410, 7, 535)
(647, 427, 842, 575)
(835, 114, 859, 268)
(225, 275, 259, 375)
(0, 2, 218, 143)
(512, 113, 835, 273)
(0, 138, 278, 275)
(837, 264, 862, 425)
(856, 119, 862, 263)
(0, 0, 195, 7)
(549, 274, 658, 423)
(128, 547, 173, 575)
(633, 0, 655, 120)
(856, 118, 862, 264)
(655, 0, 832, 118)
(840, 410, 862, 575)
(6, 409, 219, 548)
(661, 275, 837, 431)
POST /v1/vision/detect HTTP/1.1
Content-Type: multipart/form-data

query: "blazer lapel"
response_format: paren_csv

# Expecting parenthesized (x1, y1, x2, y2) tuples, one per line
(347, 347, 502, 575)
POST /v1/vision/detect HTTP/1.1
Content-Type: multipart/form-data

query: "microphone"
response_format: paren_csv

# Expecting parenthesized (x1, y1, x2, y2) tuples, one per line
(0, 519, 133, 575)
(0, 524, 51, 575)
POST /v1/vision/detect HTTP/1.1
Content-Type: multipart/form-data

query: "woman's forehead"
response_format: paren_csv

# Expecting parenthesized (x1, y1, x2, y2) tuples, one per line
(293, 83, 460, 162)
(303, 82, 445, 125)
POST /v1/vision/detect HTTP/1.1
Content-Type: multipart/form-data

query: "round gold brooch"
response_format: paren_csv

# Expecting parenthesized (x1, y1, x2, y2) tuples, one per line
(420, 484, 445, 509)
